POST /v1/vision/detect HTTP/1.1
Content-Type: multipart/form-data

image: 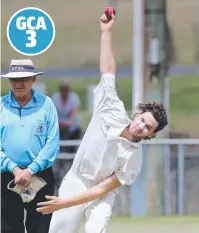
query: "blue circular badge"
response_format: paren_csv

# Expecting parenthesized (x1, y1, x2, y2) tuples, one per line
(7, 7, 55, 56)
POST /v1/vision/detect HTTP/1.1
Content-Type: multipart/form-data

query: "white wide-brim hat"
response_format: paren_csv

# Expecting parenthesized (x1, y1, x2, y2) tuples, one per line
(1, 59, 44, 78)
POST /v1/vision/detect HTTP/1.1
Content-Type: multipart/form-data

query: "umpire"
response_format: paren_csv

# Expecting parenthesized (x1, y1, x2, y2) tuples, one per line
(0, 59, 60, 233)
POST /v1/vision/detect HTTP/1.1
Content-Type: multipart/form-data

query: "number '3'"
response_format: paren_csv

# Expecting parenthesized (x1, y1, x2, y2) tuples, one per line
(26, 30, 37, 47)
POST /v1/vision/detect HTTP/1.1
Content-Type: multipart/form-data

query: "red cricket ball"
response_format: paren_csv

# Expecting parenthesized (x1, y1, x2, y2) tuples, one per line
(104, 7, 116, 21)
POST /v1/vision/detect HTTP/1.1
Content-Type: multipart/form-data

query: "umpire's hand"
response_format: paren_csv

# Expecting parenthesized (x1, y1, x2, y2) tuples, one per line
(15, 169, 32, 187)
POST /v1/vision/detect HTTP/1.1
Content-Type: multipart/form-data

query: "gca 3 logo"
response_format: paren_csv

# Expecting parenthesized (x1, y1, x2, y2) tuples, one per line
(7, 7, 55, 56)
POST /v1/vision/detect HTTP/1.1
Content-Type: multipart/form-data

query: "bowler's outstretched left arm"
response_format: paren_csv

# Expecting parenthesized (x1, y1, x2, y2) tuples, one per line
(36, 173, 121, 214)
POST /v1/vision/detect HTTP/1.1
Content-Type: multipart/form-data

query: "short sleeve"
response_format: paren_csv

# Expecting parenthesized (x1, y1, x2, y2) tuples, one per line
(115, 145, 142, 186)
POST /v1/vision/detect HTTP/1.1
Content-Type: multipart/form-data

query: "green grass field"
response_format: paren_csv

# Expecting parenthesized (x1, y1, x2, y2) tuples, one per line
(2, 75, 199, 113)
(1, 75, 199, 137)
(79, 216, 199, 233)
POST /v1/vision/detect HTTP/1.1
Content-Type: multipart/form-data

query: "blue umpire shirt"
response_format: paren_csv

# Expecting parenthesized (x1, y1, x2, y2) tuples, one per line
(0, 89, 60, 174)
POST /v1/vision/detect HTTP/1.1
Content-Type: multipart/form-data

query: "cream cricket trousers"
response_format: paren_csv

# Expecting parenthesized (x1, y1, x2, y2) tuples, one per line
(49, 170, 116, 233)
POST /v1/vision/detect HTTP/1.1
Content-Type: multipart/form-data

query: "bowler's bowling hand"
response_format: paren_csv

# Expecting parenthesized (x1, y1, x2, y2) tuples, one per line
(36, 196, 66, 214)
(100, 13, 115, 32)
(15, 169, 32, 187)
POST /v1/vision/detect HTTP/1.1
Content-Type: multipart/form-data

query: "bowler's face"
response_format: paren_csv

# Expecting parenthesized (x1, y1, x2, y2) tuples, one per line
(9, 76, 36, 99)
(129, 112, 158, 138)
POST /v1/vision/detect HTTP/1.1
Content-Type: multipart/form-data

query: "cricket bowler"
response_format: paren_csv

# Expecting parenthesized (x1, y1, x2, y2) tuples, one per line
(37, 9, 168, 233)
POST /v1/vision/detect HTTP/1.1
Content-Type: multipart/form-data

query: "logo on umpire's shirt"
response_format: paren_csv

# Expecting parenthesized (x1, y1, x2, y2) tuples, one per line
(7, 7, 55, 56)
(36, 122, 45, 136)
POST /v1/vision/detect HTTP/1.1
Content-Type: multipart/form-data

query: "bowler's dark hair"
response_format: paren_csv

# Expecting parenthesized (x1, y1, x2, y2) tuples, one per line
(136, 102, 168, 133)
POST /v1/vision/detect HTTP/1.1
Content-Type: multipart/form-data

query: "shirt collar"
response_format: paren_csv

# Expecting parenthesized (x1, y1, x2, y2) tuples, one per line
(119, 136, 140, 148)
(5, 89, 38, 108)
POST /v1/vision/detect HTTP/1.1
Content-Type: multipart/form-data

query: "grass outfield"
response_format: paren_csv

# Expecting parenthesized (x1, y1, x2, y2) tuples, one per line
(79, 216, 199, 233)
(1, 75, 199, 112)
(1, 75, 199, 136)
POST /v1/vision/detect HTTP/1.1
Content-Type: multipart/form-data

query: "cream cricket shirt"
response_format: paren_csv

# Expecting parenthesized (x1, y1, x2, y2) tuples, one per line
(72, 73, 142, 186)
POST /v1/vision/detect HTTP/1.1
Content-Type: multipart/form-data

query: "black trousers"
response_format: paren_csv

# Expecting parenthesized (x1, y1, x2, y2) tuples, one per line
(1, 167, 55, 233)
